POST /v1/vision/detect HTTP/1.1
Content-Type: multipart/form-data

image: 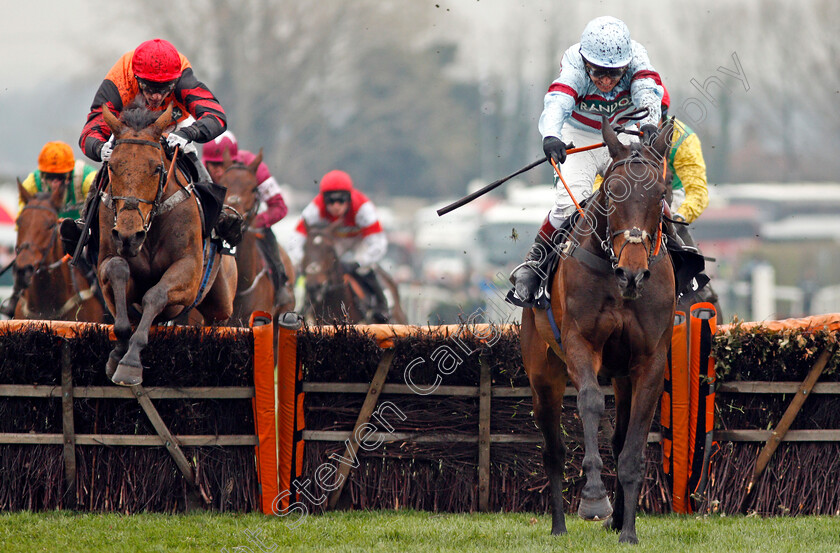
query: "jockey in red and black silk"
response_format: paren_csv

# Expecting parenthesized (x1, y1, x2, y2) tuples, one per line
(74, 38, 243, 250)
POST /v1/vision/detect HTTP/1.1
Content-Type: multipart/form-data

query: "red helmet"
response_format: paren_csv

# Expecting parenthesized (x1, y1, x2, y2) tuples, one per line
(132, 39, 183, 82)
(202, 131, 239, 163)
(319, 170, 353, 194)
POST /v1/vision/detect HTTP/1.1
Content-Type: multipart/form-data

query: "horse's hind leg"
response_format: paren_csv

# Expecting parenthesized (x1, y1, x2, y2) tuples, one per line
(522, 308, 568, 535)
(101, 257, 131, 380)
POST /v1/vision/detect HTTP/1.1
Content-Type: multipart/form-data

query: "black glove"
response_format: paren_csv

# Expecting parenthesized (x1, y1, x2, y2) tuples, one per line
(543, 136, 567, 165)
(639, 124, 659, 145)
(342, 261, 361, 274)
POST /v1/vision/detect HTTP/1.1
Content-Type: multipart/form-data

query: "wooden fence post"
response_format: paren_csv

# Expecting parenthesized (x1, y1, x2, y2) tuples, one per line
(60, 341, 76, 505)
(478, 356, 491, 512)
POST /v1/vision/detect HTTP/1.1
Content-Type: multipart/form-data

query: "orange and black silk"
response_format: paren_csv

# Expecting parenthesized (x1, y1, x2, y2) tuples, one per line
(80, 49, 226, 161)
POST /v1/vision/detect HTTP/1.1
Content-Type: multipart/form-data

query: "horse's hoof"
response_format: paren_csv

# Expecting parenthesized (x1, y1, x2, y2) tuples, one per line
(105, 351, 121, 379)
(603, 516, 620, 533)
(111, 363, 143, 387)
(618, 531, 639, 545)
(578, 496, 613, 521)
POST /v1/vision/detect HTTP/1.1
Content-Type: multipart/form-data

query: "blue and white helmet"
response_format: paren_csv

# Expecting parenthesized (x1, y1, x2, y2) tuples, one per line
(579, 16, 632, 68)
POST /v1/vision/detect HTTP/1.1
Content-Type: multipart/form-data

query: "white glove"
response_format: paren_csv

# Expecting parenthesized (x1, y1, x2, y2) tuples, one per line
(166, 131, 191, 151)
(100, 136, 115, 162)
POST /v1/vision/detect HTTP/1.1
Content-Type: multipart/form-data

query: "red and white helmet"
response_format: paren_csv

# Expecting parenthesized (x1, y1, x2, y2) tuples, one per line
(579, 16, 632, 68)
(319, 170, 353, 203)
(132, 39, 183, 82)
(202, 131, 239, 163)
(319, 170, 354, 194)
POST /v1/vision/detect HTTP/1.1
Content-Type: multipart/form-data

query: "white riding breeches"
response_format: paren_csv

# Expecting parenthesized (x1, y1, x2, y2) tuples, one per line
(548, 124, 639, 228)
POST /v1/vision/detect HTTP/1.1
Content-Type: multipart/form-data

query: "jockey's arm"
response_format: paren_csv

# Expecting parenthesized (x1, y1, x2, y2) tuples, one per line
(672, 133, 709, 223)
(355, 232, 387, 268)
(171, 68, 226, 144)
(287, 229, 305, 268)
(254, 177, 288, 228)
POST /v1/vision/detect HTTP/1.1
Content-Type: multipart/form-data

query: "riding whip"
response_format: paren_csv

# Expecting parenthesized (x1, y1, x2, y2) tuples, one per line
(70, 161, 109, 267)
(436, 143, 610, 216)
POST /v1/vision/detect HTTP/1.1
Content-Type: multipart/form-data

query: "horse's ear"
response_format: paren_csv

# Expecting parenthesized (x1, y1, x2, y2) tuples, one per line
(102, 105, 123, 136)
(49, 178, 66, 210)
(247, 149, 263, 174)
(650, 116, 675, 160)
(152, 104, 174, 137)
(221, 145, 233, 168)
(17, 177, 32, 205)
(601, 116, 626, 159)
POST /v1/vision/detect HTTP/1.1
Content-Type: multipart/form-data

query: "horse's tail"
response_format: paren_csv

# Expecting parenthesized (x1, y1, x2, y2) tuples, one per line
(374, 264, 407, 324)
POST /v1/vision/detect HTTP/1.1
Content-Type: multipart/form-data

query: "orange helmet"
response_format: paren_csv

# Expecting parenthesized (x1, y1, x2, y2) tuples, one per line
(38, 141, 75, 174)
(132, 39, 183, 82)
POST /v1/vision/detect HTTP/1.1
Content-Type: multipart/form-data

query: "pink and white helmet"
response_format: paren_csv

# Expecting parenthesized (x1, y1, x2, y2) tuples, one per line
(202, 130, 239, 163)
(579, 16, 632, 68)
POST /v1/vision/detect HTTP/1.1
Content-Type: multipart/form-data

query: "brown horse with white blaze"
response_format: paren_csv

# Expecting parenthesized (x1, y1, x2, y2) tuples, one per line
(520, 116, 676, 544)
(13, 180, 106, 322)
(98, 104, 238, 386)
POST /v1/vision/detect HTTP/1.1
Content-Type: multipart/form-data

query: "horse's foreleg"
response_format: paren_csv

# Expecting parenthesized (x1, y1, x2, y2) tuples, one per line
(100, 257, 131, 380)
(616, 355, 667, 545)
(111, 262, 199, 386)
(566, 339, 612, 521)
(604, 376, 632, 534)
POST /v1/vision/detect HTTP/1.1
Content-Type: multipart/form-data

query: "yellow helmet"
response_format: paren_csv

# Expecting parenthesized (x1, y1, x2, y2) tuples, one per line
(38, 141, 75, 174)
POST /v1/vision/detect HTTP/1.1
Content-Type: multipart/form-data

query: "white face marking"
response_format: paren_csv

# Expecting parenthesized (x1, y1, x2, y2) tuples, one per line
(313, 236, 323, 245)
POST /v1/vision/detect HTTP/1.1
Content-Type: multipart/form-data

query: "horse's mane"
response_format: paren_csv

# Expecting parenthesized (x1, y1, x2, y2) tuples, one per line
(120, 102, 161, 132)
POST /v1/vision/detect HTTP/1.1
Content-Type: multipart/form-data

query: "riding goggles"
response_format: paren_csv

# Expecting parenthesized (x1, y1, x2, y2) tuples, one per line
(136, 77, 177, 95)
(324, 192, 350, 205)
(584, 62, 627, 80)
(41, 172, 70, 182)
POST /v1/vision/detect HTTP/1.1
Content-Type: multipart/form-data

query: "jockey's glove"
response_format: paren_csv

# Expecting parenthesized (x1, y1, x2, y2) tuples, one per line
(542, 136, 567, 165)
(166, 130, 191, 151)
(639, 124, 659, 145)
(100, 136, 115, 162)
(342, 261, 361, 274)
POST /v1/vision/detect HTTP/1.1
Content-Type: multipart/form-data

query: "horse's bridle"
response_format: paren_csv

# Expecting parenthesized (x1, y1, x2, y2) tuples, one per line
(598, 153, 666, 269)
(104, 138, 175, 232)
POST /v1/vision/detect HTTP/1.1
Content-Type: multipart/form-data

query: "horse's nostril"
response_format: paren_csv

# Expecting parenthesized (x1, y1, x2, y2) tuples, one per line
(639, 269, 651, 283)
(135, 230, 147, 244)
(614, 267, 628, 282)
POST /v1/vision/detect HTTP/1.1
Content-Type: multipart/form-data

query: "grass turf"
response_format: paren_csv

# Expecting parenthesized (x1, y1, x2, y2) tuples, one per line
(1, 510, 839, 552)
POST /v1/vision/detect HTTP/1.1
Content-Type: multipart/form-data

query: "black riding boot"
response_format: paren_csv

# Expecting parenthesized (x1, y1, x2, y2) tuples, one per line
(356, 268, 389, 323)
(185, 151, 244, 248)
(60, 179, 101, 266)
(0, 273, 23, 319)
(257, 228, 292, 305)
(509, 233, 558, 304)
